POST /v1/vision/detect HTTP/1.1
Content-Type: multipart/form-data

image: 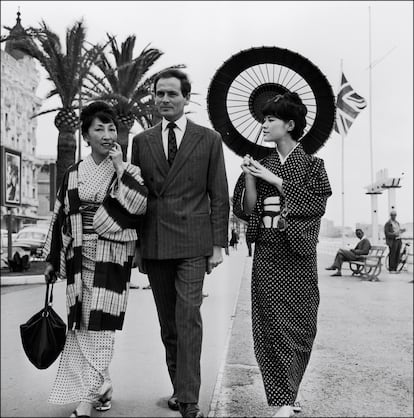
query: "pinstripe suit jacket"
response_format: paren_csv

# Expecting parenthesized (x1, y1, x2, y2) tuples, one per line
(131, 119, 229, 259)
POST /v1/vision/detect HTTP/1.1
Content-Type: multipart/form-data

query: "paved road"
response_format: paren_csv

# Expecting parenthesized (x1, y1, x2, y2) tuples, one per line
(212, 252, 414, 418)
(1, 248, 246, 418)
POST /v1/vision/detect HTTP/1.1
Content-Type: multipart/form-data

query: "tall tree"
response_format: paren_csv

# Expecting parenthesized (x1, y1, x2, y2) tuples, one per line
(84, 34, 185, 159)
(10, 19, 107, 187)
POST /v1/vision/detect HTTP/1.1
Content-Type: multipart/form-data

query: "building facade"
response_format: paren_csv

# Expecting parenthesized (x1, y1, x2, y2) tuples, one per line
(1, 12, 43, 231)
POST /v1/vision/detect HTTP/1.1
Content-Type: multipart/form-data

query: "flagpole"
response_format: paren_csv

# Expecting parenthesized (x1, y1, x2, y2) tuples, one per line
(340, 59, 345, 247)
(368, 5, 378, 243)
(368, 5, 374, 185)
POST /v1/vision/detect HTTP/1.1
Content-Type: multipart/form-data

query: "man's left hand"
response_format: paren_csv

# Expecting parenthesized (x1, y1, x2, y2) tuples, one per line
(207, 246, 223, 274)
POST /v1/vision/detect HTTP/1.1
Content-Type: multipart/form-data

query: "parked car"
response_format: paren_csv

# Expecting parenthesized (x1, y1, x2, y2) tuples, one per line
(1, 229, 27, 269)
(13, 225, 49, 258)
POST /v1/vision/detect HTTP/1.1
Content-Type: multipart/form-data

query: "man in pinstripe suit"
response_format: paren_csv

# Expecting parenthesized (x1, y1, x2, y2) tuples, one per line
(131, 69, 229, 418)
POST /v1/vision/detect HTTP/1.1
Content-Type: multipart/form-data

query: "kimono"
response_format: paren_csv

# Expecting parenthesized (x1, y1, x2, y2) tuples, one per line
(44, 155, 147, 405)
(233, 144, 332, 406)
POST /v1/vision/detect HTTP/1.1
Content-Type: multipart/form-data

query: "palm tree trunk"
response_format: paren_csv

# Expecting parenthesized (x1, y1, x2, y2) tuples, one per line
(117, 125, 130, 161)
(54, 109, 79, 188)
(56, 128, 77, 189)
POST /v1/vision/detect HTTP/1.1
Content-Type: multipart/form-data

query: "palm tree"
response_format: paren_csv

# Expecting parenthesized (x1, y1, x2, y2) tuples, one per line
(84, 34, 185, 159)
(10, 19, 108, 187)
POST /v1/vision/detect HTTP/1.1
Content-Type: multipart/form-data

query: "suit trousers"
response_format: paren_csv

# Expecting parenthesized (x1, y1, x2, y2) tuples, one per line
(332, 248, 359, 270)
(145, 256, 206, 403)
(388, 238, 402, 271)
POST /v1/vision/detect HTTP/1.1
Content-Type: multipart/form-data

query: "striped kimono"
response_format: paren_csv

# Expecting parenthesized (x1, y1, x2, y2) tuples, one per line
(44, 155, 147, 405)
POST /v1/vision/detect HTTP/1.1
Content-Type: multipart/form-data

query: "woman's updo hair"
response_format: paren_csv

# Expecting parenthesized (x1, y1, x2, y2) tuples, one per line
(261, 92, 307, 140)
(80, 101, 119, 137)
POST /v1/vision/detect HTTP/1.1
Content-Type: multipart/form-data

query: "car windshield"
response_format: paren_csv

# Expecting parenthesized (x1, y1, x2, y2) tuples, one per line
(16, 231, 46, 241)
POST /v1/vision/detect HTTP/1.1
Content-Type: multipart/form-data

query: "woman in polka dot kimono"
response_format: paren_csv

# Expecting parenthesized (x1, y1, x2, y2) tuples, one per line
(233, 92, 332, 417)
(43, 102, 147, 418)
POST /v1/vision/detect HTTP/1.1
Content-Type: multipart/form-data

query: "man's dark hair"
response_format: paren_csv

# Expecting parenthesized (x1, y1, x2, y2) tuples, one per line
(153, 69, 191, 97)
(80, 101, 118, 136)
(355, 228, 364, 234)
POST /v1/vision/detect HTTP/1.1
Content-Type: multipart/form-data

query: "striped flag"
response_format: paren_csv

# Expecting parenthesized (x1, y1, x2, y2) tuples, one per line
(334, 72, 367, 136)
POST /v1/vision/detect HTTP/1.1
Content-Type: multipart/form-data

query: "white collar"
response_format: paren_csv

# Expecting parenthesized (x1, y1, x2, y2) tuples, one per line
(276, 142, 300, 164)
(162, 115, 187, 132)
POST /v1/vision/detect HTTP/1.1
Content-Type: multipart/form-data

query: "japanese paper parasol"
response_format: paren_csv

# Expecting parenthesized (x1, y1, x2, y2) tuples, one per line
(207, 47, 336, 159)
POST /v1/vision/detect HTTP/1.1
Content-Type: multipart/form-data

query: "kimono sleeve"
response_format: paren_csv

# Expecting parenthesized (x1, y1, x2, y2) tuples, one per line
(42, 171, 68, 271)
(232, 173, 250, 222)
(283, 157, 332, 219)
(110, 163, 148, 215)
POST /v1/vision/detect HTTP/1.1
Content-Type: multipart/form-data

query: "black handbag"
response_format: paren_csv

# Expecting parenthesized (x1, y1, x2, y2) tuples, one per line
(20, 281, 67, 369)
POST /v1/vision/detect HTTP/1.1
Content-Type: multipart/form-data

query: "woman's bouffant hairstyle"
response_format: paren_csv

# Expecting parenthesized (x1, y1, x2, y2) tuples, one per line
(80, 101, 119, 137)
(262, 92, 308, 141)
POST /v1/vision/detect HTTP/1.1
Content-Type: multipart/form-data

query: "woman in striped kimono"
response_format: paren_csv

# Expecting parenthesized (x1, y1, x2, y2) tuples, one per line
(43, 101, 147, 418)
(233, 92, 332, 417)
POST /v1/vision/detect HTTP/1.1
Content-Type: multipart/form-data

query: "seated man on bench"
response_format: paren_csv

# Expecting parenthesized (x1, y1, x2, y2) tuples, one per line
(325, 228, 371, 277)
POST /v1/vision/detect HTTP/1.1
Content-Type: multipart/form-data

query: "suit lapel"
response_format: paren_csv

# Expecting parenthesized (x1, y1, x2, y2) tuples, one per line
(145, 124, 169, 178)
(160, 121, 203, 194)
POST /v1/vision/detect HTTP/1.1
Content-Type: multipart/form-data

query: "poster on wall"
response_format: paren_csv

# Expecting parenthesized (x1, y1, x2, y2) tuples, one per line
(1, 146, 22, 207)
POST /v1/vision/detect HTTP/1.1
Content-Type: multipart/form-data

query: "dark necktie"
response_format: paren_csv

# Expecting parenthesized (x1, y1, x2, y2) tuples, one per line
(167, 122, 177, 166)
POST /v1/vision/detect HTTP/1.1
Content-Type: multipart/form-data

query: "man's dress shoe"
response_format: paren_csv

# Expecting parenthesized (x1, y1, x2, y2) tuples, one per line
(179, 402, 204, 418)
(325, 266, 336, 270)
(330, 271, 342, 277)
(168, 394, 179, 411)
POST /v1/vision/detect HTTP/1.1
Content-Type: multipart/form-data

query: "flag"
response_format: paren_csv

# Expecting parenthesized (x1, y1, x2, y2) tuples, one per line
(334, 72, 367, 136)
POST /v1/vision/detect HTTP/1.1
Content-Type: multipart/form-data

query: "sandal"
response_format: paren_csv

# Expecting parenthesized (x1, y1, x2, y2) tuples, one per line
(95, 383, 113, 411)
(95, 398, 112, 411)
(292, 401, 302, 413)
(70, 410, 90, 418)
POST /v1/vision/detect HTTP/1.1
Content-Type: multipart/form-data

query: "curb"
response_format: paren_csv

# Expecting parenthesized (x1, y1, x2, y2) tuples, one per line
(208, 255, 253, 417)
(1, 274, 45, 286)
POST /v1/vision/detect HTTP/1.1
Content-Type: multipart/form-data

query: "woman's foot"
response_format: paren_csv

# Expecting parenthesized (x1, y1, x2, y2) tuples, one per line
(292, 401, 302, 413)
(95, 382, 113, 411)
(273, 405, 294, 417)
(70, 401, 92, 417)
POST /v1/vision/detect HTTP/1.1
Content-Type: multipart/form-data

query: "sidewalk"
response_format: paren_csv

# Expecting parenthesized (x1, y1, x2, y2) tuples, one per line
(210, 251, 414, 417)
(0, 248, 246, 417)
(2, 250, 413, 417)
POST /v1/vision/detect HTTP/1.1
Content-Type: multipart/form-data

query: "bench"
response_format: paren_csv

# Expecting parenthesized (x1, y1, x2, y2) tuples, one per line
(349, 245, 387, 282)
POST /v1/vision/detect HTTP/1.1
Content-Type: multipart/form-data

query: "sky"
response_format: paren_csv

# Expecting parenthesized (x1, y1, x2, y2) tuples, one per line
(1, 1, 413, 228)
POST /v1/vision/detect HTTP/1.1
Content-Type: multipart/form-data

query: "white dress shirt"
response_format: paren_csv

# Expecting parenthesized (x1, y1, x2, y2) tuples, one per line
(161, 115, 187, 159)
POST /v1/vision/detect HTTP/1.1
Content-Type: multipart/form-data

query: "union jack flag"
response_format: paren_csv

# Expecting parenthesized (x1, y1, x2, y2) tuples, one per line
(334, 72, 367, 136)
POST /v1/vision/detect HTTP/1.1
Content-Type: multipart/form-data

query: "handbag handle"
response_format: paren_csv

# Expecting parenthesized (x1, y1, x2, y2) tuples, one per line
(43, 283, 54, 313)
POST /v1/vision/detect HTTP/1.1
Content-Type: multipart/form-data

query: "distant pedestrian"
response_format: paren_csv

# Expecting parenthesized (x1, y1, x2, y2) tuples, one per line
(384, 210, 406, 273)
(246, 239, 253, 257)
(229, 228, 239, 250)
(325, 229, 371, 276)
(131, 69, 229, 418)
(43, 101, 147, 418)
(233, 92, 332, 417)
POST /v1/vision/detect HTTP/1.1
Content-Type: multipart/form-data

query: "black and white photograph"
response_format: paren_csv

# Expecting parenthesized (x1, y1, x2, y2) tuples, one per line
(0, 1, 412, 418)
